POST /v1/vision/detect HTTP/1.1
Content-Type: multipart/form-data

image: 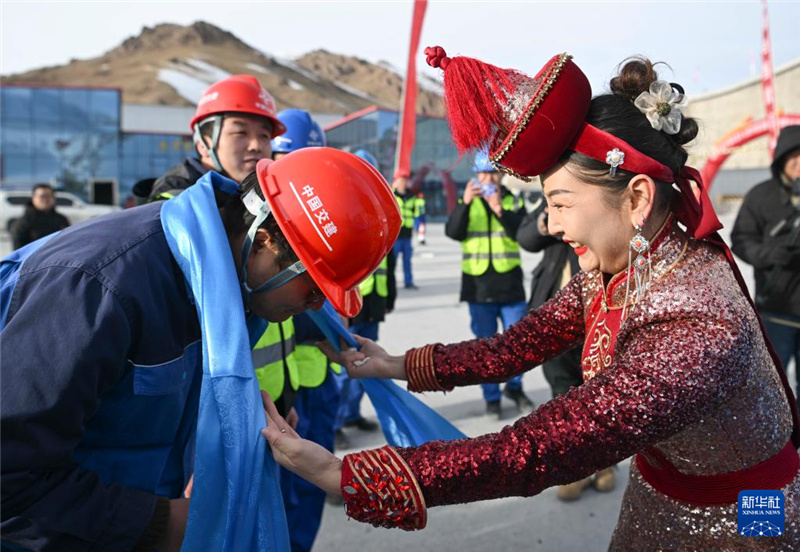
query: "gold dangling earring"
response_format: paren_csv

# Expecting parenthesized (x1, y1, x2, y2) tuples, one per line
(622, 217, 651, 319)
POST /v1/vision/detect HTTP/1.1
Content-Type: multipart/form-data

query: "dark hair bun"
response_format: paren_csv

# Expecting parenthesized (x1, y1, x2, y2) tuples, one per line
(610, 57, 658, 102)
(610, 56, 698, 147)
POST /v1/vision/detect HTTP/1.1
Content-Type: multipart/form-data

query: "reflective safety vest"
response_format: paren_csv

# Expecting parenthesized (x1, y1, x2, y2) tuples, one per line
(358, 255, 389, 298)
(253, 319, 299, 401)
(414, 197, 426, 218)
(462, 195, 524, 276)
(396, 195, 416, 229)
(295, 343, 341, 389)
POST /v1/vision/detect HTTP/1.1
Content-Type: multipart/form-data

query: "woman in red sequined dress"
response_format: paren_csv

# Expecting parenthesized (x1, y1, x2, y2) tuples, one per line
(262, 49, 800, 551)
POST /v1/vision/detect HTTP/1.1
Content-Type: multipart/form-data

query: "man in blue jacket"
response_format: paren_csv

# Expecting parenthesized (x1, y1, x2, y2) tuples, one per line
(0, 149, 399, 552)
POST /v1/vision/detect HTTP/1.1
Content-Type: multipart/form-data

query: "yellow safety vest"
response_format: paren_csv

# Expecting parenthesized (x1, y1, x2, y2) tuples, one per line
(295, 343, 342, 389)
(253, 319, 300, 401)
(461, 195, 523, 276)
(414, 197, 426, 218)
(358, 255, 389, 298)
(396, 195, 416, 229)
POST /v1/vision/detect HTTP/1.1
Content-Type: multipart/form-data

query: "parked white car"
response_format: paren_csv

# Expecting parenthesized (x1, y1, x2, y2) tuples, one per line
(1, 189, 121, 234)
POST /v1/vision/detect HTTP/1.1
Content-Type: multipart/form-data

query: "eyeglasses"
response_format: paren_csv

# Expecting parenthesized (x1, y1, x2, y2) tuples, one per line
(301, 272, 325, 306)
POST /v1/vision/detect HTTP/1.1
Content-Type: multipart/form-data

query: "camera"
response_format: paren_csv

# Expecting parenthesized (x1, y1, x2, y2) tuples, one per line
(480, 183, 497, 197)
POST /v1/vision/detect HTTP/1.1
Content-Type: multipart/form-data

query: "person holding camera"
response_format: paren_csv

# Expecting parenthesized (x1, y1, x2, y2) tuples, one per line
(445, 149, 533, 418)
(732, 125, 800, 397)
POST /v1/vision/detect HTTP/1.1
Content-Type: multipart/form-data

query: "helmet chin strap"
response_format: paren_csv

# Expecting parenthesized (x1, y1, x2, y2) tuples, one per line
(239, 188, 306, 307)
(194, 115, 227, 176)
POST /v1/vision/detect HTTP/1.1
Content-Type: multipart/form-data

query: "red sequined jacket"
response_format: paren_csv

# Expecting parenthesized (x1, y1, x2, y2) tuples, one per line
(340, 220, 796, 530)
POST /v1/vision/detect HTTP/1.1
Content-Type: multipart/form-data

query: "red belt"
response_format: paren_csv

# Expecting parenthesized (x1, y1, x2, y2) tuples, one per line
(636, 441, 800, 506)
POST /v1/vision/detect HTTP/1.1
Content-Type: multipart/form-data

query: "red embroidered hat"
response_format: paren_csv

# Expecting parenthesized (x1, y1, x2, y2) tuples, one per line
(424, 47, 591, 179)
(424, 45, 721, 240)
(491, 54, 592, 180)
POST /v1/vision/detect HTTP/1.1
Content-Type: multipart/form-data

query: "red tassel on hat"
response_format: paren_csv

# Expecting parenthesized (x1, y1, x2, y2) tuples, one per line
(425, 46, 524, 154)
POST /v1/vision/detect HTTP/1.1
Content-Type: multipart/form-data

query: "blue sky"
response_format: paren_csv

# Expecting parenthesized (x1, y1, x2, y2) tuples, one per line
(2, 0, 799, 98)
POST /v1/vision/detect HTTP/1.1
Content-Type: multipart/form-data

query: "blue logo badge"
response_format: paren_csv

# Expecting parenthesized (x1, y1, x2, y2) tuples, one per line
(738, 490, 785, 537)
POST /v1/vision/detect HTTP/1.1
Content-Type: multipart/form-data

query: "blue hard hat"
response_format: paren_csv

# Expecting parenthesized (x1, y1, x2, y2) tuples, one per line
(354, 149, 379, 170)
(271, 109, 326, 154)
(472, 149, 497, 173)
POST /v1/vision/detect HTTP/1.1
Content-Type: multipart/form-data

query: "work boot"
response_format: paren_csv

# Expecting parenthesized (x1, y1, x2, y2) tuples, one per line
(503, 387, 535, 414)
(344, 417, 379, 432)
(593, 466, 617, 492)
(556, 476, 593, 501)
(485, 400, 502, 420)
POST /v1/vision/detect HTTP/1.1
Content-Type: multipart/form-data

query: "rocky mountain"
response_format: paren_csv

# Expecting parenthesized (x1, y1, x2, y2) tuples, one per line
(0, 21, 445, 117)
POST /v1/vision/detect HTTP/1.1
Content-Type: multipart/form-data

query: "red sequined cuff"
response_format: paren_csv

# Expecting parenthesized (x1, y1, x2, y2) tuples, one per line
(341, 445, 427, 530)
(405, 344, 450, 393)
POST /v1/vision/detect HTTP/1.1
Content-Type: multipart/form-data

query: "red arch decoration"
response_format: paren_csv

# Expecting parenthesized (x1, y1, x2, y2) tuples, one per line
(702, 114, 800, 188)
(701, 1, 798, 191)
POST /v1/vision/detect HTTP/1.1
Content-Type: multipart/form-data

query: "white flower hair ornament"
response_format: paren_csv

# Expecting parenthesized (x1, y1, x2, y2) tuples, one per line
(634, 81, 687, 135)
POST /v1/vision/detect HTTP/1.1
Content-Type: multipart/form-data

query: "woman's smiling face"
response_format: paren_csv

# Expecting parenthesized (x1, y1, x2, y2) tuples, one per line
(541, 164, 638, 275)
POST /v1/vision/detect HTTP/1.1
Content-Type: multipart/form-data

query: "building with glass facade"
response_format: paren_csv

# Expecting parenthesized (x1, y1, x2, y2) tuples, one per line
(2, 88, 474, 213)
(1, 85, 192, 204)
(120, 133, 193, 198)
(325, 106, 474, 217)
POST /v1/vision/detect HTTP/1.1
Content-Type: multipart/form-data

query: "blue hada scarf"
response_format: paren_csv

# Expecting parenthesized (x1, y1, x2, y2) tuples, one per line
(160, 171, 290, 552)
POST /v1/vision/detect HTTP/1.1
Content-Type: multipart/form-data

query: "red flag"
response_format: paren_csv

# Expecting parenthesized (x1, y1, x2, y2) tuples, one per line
(393, 0, 428, 179)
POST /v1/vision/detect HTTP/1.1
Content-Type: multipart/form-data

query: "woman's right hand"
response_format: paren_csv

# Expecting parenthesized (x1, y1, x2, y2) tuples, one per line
(317, 335, 407, 380)
(261, 391, 342, 495)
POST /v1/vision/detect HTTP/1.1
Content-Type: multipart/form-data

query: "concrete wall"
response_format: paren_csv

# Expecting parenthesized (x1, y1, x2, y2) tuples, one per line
(121, 104, 195, 134)
(121, 103, 341, 135)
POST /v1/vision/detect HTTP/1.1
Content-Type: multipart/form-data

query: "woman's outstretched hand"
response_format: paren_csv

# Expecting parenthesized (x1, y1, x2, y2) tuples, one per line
(260, 391, 342, 496)
(316, 334, 407, 380)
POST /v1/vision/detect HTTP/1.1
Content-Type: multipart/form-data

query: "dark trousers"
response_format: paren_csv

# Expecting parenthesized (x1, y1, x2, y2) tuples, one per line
(393, 237, 414, 286)
(469, 301, 527, 402)
(334, 322, 380, 429)
(280, 375, 340, 552)
(542, 346, 583, 399)
(762, 311, 800, 399)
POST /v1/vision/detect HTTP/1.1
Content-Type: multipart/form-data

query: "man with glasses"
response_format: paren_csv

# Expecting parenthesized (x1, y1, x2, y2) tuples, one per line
(1, 149, 399, 552)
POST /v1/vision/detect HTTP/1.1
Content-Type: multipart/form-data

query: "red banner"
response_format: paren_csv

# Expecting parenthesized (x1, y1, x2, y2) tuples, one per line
(393, 0, 428, 179)
(702, 115, 800, 188)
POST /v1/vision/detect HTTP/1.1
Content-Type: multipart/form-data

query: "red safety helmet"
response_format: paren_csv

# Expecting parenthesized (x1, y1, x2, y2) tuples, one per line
(256, 148, 401, 317)
(190, 75, 286, 136)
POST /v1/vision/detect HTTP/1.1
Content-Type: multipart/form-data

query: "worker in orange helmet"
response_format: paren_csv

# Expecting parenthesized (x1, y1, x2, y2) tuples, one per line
(1, 148, 400, 551)
(149, 75, 285, 201)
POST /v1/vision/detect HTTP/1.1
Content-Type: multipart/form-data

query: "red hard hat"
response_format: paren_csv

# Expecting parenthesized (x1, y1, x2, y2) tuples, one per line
(190, 75, 286, 136)
(256, 148, 401, 317)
